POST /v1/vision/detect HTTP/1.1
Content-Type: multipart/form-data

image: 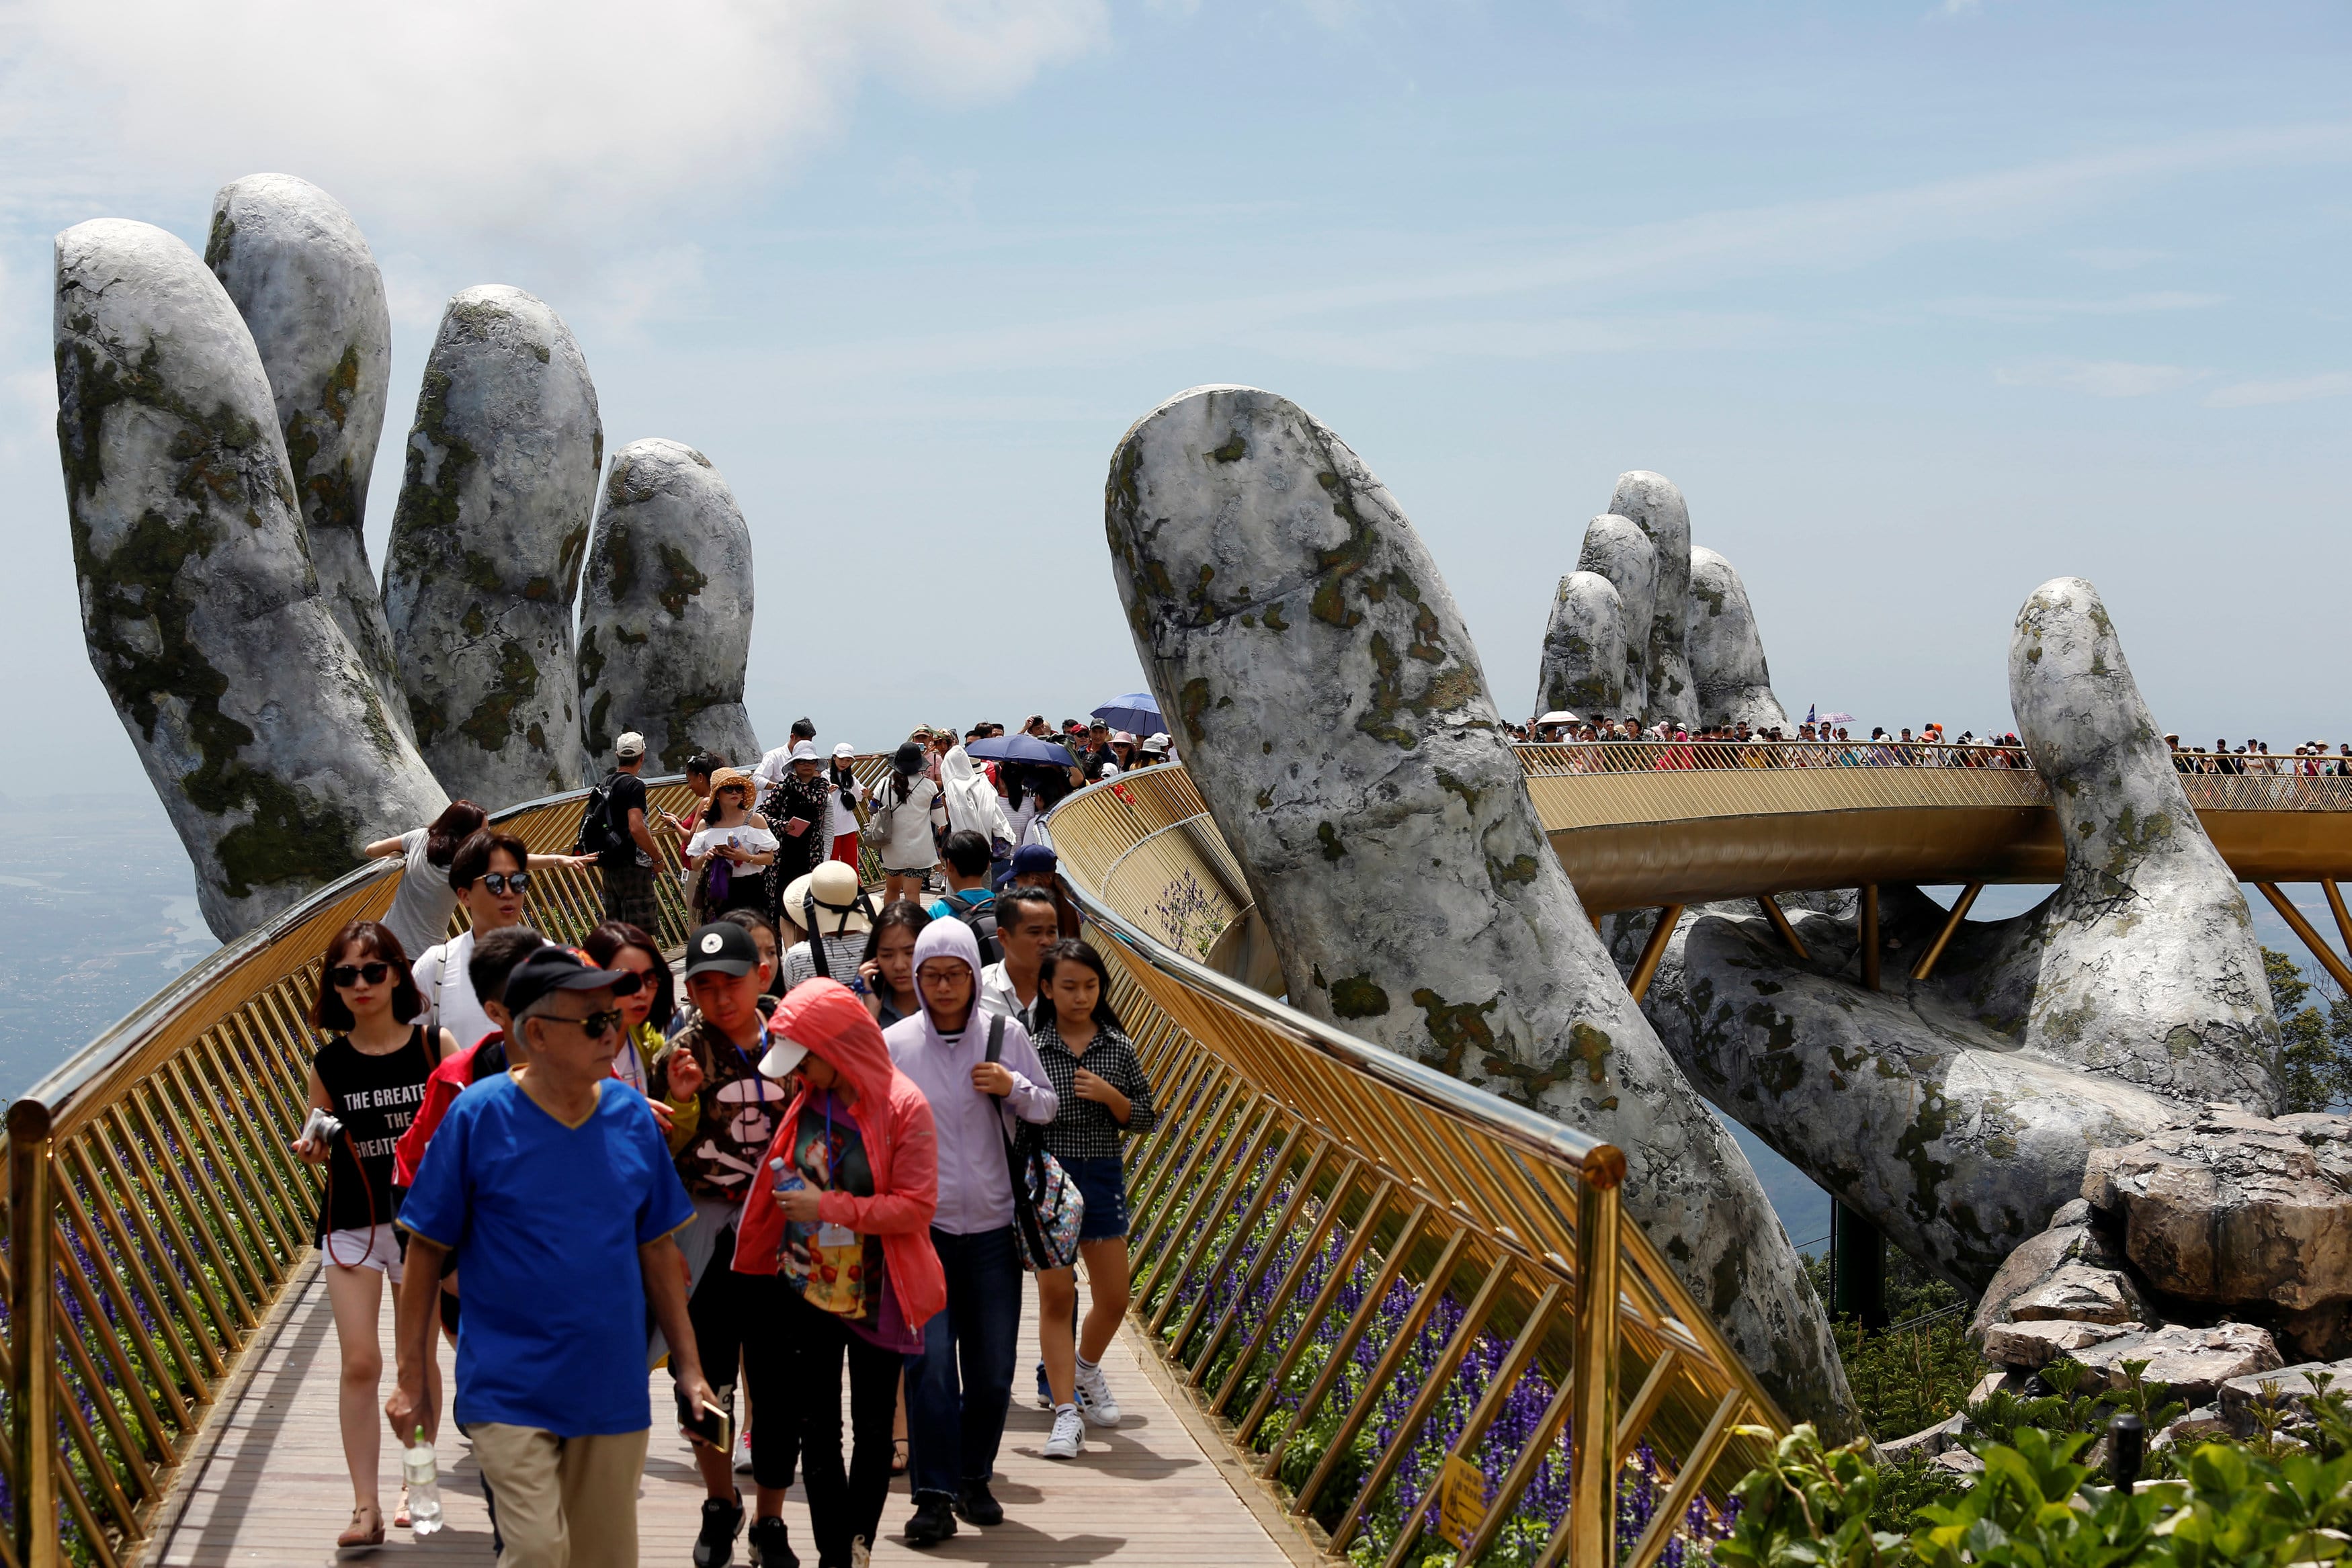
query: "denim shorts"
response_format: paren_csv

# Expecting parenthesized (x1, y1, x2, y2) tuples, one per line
(1065, 1155, 1130, 1242)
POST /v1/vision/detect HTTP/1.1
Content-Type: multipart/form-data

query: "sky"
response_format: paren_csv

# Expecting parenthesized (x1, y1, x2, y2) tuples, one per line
(3, 0, 2348, 769)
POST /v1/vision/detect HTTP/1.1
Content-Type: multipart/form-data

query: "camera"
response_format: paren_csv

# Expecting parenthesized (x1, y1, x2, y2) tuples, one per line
(300, 1106, 344, 1149)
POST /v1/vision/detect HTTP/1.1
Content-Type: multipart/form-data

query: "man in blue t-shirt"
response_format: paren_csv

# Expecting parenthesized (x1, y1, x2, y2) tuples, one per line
(390, 947, 714, 1568)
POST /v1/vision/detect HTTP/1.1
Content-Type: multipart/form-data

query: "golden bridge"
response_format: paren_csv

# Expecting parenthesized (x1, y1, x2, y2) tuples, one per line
(6, 745, 2347, 1568)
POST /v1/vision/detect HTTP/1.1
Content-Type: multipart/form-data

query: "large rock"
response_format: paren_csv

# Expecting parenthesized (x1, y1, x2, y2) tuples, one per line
(383, 286, 599, 805)
(1969, 1199, 2130, 1341)
(1573, 515, 1654, 718)
(204, 173, 407, 738)
(1608, 472, 1695, 728)
(1103, 384, 1857, 1437)
(2068, 1322, 2282, 1403)
(2082, 1107, 2352, 1311)
(2010, 1264, 2145, 1325)
(54, 220, 446, 938)
(1974, 578, 2280, 1110)
(1534, 570, 1624, 720)
(2218, 1357, 2352, 1435)
(1982, 1317, 2140, 1370)
(1687, 546, 1790, 733)
(577, 439, 761, 771)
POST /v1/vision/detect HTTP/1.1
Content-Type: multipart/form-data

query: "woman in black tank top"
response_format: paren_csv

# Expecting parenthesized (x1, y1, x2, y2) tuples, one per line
(293, 920, 454, 1550)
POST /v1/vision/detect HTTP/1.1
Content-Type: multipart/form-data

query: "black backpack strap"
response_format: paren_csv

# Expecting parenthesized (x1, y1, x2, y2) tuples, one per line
(804, 893, 831, 979)
(985, 1012, 1005, 1064)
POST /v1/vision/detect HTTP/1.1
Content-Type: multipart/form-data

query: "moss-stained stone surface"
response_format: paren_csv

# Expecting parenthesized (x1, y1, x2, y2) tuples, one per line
(1626, 578, 2280, 1291)
(1609, 472, 1697, 728)
(1536, 569, 1624, 718)
(205, 174, 408, 740)
(54, 219, 446, 939)
(383, 285, 597, 805)
(1686, 546, 1790, 732)
(576, 439, 759, 771)
(1103, 384, 1857, 1437)
(1573, 514, 1654, 717)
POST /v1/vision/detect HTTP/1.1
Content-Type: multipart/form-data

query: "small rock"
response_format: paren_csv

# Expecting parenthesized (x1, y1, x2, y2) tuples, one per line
(2152, 1405, 2231, 1451)
(1984, 1317, 2139, 1369)
(2081, 1107, 2352, 1312)
(1929, 1448, 1984, 1483)
(2070, 1322, 2283, 1404)
(2216, 1358, 2352, 1436)
(1968, 1368, 2031, 1405)
(1881, 1411, 1966, 1460)
(2012, 1264, 2144, 1326)
(1971, 1222, 2131, 1344)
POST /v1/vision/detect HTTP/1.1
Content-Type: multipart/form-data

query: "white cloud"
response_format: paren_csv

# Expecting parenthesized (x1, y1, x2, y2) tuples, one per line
(1, 0, 1107, 234)
(1931, 290, 2226, 324)
(2203, 372, 2352, 407)
(1994, 357, 2206, 397)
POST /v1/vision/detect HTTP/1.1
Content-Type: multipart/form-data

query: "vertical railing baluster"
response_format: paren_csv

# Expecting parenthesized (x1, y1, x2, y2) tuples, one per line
(1570, 1144, 1626, 1568)
(9, 1102, 55, 1568)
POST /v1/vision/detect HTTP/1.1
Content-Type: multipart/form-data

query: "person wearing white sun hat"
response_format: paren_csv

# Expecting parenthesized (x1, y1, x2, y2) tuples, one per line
(825, 743, 866, 867)
(780, 860, 879, 992)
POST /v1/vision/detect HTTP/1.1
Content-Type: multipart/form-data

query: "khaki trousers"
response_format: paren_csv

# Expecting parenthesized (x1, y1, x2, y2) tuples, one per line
(469, 1424, 649, 1568)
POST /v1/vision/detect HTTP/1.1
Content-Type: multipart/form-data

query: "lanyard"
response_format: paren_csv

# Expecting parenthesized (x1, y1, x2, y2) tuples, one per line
(728, 1018, 767, 1107)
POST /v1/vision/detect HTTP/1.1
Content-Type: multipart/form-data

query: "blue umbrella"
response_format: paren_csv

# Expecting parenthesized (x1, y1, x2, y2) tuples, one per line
(1091, 692, 1161, 735)
(966, 734, 1079, 767)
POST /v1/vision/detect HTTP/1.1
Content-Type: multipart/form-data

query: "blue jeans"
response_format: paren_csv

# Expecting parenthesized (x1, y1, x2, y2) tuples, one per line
(905, 1226, 1021, 1500)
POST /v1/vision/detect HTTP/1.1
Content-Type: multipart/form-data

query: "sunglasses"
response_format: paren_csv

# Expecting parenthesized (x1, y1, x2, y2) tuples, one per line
(479, 870, 530, 895)
(329, 961, 392, 988)
(540, 1008, 626, 1041)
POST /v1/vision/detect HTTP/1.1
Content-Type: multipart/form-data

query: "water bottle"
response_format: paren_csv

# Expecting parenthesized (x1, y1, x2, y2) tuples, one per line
(403, 1428, 444, 1536)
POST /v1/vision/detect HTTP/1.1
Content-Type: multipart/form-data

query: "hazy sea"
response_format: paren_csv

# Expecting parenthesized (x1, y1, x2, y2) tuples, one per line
(1, 792, 2334, 1257)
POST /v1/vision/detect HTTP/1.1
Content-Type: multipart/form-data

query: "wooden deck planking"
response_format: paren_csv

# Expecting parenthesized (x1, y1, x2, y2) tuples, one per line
(144, 1260, 1302, 1567)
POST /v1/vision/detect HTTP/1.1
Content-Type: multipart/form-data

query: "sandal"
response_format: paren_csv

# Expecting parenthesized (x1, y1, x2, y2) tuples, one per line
(393, 1487, 411, 1529)
(891, 1437, 909, 1475)
(337, 1504, 385, 1551)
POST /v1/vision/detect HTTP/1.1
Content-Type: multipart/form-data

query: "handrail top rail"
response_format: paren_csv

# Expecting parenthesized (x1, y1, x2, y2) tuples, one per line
(1042, 770, 1612, 1180)
(8, 774, 693, 1124)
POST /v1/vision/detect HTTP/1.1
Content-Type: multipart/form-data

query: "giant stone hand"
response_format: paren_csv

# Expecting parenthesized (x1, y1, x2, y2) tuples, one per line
(1626, 578, 2280, 1288)
(54, 220, 446, 939)
(1105, 385, 1859, 1436)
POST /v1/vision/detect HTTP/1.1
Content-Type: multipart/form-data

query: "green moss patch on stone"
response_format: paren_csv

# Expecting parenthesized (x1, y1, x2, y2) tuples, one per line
(1329, 974, 1391, 1018)
(1410, 987, 1499, 1076)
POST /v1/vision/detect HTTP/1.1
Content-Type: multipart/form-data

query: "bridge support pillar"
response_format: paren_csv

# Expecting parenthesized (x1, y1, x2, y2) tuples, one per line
(2255, 883, 2352, 993)
(1829, 1201, 1888, 1331)
(1626, 906, 1683, 1002)
(1859, 884, 1880, 991)
(1910, 883, 1982, 981)
(1757, 894, 1809, 961)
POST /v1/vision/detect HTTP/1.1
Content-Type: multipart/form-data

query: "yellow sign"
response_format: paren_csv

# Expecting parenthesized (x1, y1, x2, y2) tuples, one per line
(1435, 1454, 1489, 1553)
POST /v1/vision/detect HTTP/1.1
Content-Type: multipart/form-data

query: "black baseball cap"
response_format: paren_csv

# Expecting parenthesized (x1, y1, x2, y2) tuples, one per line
(685, 921, 761, 979)
(503, 947, 640, 1017)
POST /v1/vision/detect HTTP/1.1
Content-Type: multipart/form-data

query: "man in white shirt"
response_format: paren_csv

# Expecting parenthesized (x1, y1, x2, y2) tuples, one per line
(750, 717, 817, 788)
(977, 886, 1060, 1029)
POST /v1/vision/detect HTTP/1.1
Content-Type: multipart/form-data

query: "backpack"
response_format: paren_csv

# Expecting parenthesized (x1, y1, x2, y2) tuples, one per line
(572, 771, 623, 857)
(947, 889, 1001, 965)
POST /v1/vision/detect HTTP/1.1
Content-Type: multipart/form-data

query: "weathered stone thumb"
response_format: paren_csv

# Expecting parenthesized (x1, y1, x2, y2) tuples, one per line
(1536, 570, 1624, 719)
(1687, 546, 1790, 732)
(1994, 577, 2279, 1110)
(578, 439, 762, 771)
(55, 219, 447, 939)
(1105, 384, 1857, 1436)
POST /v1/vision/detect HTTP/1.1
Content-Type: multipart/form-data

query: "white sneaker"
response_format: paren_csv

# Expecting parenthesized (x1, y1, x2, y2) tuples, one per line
(1042, 1404, 1085, 1460)
(734, 1428, 755, 1475)
(1073, 1360, 1122, 1427)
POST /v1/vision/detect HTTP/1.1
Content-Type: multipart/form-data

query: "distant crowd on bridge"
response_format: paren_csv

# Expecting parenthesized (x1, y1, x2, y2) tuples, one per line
(290, 714, 1184, 1567)
(1515, 714, 2352, 778)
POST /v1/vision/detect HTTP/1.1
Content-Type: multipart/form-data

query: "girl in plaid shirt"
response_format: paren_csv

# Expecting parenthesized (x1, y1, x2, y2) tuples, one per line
(1030, 939, 1157, 1458)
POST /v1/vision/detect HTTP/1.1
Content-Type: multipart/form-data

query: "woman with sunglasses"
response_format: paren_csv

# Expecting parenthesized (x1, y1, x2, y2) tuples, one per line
(686, 767, 780, 922)
(409, 830, 535, 1053)
(582, 921, 692, 1147)
(294, 920, 456, 1549)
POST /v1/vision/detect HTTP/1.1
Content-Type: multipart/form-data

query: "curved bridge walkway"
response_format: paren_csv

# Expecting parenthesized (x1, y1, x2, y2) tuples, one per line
(144, 1257, 1307, 1568)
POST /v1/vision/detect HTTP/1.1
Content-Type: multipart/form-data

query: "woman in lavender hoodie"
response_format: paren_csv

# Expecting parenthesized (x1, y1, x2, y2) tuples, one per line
(881, 917, 1058, 1547)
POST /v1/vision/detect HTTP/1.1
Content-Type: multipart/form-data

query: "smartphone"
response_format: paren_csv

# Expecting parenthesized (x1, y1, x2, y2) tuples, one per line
(676, 1389, 732, 1452)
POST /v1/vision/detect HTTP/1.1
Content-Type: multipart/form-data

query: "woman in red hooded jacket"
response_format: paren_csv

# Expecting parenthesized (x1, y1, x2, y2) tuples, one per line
(731, 979, 945, 1568)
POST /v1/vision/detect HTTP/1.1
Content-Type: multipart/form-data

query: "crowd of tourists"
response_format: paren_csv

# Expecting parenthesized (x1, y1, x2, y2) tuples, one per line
(293, 719, 1166, 1567)
(1517, 715, 2352, 779)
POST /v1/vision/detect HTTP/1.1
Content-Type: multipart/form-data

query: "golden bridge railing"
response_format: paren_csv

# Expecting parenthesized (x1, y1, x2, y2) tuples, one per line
(1044, 767, 1784, 1568)
(0, 778, 711, 1568)
(1517, 740, 2352, 812)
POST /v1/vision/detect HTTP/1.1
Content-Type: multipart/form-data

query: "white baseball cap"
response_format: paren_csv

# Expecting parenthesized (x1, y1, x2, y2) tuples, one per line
(757, 1035, 810, 1079)
(615, 732, 646, 758)
(832, 741, 855, 759)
